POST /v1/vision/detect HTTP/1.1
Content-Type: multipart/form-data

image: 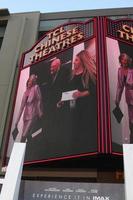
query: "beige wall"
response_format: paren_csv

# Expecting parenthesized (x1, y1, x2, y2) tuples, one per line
(0, 12, 40, 155)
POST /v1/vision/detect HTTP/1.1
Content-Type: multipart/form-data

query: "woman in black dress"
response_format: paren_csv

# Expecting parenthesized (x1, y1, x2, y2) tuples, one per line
(69, 49, 97, 153)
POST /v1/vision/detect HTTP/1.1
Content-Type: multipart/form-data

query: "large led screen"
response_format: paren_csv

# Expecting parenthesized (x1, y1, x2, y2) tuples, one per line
(106, 18, 133, 153)
(4, 21, 99, 165)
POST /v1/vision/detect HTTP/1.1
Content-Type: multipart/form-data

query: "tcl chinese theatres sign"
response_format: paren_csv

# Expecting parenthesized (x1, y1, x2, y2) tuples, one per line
(30, 26, 84, 63)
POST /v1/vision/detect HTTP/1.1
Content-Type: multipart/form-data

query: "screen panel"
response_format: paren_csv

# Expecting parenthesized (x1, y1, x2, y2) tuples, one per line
(106, 18, 133, 154)
(4, 19, 100, 165)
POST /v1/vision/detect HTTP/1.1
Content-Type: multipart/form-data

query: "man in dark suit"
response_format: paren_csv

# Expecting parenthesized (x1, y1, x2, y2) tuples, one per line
(44, 58, 70, 115)
(42, 57, 71, 155)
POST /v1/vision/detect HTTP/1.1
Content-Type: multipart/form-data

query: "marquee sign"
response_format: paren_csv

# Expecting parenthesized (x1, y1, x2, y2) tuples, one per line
(23, 21, 94, 68)
(30, 26, 84, 63)
(3, 17, 133, 167)
(4, 19, 100, 165)
(105, 18, 133, 154)
(106, 18, 133, 44)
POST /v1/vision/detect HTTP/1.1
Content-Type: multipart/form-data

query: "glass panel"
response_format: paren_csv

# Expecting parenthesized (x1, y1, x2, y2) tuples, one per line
(0, 26, 6, 37)
(39, 18, 91, 32)
(39, 19, 69, 31)
(0, 37, 3, 49)
(38, 18, 92, 40)
(38, 31, 48, 39)
(69, 17, 92, 22)
(109, 15, 133, 20)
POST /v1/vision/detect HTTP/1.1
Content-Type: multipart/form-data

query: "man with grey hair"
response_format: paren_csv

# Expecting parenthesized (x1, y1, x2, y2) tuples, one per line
(42, 57, 71, 148)
(50, 58, 61, 81)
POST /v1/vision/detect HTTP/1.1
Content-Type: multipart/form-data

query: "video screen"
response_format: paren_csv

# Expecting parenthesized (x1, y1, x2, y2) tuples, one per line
(6, 39, 98, 163)
(107, 37, 133, 152)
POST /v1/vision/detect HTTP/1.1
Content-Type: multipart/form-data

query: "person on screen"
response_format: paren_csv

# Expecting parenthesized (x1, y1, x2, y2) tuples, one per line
(72, 49, 96, 98)
(15, 74, 43, 142)
(43, 57, 71, 111)
(59, 49, 97, 152)
(115, 53, 133, 143)
(42, 57, 71, 144)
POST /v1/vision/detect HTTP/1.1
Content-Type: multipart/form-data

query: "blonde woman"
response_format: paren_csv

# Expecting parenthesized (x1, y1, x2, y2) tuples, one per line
(15, 74, 43, 142)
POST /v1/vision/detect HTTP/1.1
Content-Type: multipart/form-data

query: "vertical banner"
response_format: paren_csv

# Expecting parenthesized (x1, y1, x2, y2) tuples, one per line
(106, 18, 133, 153)
(0, 143, 26, 200)
(123, 144, 133, 200)
(4, 19, 100, 165)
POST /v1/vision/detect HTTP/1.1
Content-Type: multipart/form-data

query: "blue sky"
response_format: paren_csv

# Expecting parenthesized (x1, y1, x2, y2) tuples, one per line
(1, 0, 133, 13)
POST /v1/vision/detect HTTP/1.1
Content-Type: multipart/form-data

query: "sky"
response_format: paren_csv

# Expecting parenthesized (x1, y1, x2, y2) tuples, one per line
(1, 0, 133, 13)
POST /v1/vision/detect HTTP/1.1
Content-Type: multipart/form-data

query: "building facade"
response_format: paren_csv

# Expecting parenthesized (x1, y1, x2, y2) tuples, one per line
(1, 7, 133, 186)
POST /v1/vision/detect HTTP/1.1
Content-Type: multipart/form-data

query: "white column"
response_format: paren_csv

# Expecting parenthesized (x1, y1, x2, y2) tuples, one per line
(123, 144, 133, 200)
(0, 142, 26, 200)
(0, 178, 4, 184)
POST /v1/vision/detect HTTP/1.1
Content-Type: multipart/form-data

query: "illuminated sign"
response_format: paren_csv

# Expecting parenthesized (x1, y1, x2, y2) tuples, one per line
(106, 18, 133, 154)
(4, 17, 133, 167)
(23, 22, 93, 68)
(30, 26, 84, 63)
(4, 19, 100, 165)
(117, 25, 133, 42)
